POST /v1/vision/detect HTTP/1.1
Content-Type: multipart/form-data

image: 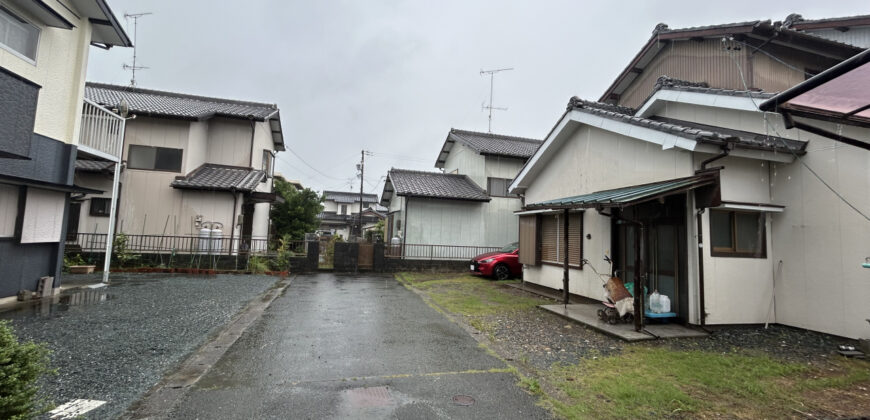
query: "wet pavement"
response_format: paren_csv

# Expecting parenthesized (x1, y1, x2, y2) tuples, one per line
(0, 273, 278, 419)
(170, 273, 550, 419)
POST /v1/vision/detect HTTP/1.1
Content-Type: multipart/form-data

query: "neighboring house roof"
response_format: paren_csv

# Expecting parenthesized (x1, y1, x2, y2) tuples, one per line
(75, 159, 115, 173)
(785, 13, 870, 31)
(760, 48, 870, 151)
(650, 76, 776, 100)
(84, 82, 285, 151)
(170, 164, 265, 193)
(381, 169, 490, 206)
(435, 129, 542, 168)
(599, 18, 864, 104)
(567, 98, 805, 154)
(323, 191, 379, 204)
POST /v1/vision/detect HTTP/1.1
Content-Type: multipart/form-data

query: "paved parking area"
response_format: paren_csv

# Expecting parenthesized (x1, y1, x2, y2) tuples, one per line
(170, 273, 550, 419)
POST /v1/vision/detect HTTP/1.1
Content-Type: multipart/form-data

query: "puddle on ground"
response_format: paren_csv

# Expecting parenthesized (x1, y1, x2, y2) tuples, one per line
(0, 288, 116, 318)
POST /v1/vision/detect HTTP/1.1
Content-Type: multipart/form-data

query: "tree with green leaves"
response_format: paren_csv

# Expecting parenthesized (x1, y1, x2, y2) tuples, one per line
(0, 320, 53, 419)
(270, 178, 324, 240)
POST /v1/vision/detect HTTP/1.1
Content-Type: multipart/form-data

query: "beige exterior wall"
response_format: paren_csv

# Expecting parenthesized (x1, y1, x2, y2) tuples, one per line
(0, 1, 93, 144)
(206, 119, 252, 167)
(74, 172, 113, 234)
(186, 121, 208, 172)
(617, 39, 840, 109)
(405, 198, 488, 246)
(442, 143, 485, 187)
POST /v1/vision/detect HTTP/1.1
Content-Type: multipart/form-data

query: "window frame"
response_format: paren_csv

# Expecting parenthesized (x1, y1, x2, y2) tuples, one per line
(710, 209, 767, 258)
(89, 197, 111, 217)
(261, 149, 273, 181)
(0, 5, 40, 64)
(127, 144, 184, 172)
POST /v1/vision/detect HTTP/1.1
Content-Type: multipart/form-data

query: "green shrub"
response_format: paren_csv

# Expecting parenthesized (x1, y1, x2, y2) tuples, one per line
(112, 233, 140, 268)
(247, 255, 270, 274)
(271, 235, 296, 271)
(0, 321, 53, 419)
(62, 254, 86, 272)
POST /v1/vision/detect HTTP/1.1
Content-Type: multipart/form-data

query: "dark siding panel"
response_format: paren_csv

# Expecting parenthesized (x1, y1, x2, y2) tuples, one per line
(0, 241, 60, 297)
(0, 66, 40, 159)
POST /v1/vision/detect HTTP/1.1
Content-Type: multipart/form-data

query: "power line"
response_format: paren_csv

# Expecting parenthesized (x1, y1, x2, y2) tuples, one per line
(284, 147, 350, 181)
(725, 46, 870, 223)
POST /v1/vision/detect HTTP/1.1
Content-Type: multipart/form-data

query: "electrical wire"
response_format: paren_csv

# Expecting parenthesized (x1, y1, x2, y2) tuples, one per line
(283, 147, 352, 181)
(726, 48, 870, 223)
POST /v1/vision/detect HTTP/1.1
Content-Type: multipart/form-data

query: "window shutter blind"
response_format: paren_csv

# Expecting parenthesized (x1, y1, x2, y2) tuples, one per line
(568, 212, 583, 266)
(540, 214, 559, 263)
(518, 215, 538, 265)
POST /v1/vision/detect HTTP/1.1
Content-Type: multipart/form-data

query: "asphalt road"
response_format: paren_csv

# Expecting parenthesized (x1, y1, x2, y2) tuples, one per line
(170, 273, 550, 419)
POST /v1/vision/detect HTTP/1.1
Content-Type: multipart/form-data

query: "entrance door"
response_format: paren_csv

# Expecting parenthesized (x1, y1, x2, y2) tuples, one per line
(649, 224, 682, 318)
(240, 202, 254, 252)
(358, 242, 373, 269)
(66, 202, 81, 241)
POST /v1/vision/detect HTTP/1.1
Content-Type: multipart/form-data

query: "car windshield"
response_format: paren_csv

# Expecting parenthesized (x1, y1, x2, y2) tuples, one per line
(500, 242, 519, 253)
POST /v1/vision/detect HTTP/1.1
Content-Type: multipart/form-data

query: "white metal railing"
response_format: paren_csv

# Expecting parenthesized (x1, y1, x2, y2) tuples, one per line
(78, 99, 125, 161)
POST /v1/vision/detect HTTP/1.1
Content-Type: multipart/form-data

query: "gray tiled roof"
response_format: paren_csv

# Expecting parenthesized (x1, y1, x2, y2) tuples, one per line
(567, 97, 806, 154)
(652, 76, 777, 99)
(84, 82, 279, 121)
(171, 164, 265, 192)
(323, 191, 379, 204)
(75, 160, 115, 173)
(438, 129, 541, 165)
(387, 169, 490, 202)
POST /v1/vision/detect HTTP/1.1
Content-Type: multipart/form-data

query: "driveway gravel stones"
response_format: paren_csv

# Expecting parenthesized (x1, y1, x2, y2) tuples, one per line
(0, 273, 278, 419)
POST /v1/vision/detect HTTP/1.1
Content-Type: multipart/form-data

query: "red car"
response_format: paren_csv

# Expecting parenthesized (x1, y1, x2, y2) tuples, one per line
(470, 242, 522, 280)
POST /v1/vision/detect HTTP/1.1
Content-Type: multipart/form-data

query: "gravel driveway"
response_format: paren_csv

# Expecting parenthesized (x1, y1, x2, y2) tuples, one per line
(0, 273, 278, 419)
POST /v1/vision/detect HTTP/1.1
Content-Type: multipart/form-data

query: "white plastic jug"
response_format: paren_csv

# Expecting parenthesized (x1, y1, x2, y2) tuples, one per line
(649, 290, 661, 313)
(659, 294, 671, 313)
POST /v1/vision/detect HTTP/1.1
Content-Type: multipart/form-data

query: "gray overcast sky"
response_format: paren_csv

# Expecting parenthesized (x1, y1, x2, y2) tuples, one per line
(87, 1, 868, 196)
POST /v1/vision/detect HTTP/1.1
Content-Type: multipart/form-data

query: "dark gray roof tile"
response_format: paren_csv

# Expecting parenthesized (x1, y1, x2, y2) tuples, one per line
(85, 82, 278, 121)
(171, 164, 265, 192)
(436, 129, 542, 167)
(387, 169, 489, 201)
(323, 190, 379, 204)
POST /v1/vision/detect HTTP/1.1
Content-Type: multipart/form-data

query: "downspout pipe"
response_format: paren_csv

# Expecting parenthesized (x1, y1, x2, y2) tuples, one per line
(697, 142, 732, 174)
(696, 208, 707, 326)
(229, 188, 238, 256)
(598, 207, 646, 332)
(562, 209, 570, 305)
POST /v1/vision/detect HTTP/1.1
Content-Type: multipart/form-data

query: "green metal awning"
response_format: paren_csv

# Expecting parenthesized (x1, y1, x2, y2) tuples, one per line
(525, 174, 717, 210)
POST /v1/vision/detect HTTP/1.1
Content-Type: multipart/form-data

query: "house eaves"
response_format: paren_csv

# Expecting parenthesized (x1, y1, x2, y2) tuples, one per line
(509, 98, 801, 195)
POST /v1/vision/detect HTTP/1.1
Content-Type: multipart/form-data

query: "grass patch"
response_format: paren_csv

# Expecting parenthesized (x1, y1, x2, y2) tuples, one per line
(541, 346, 870, 419)
(399, 273, 545, 316)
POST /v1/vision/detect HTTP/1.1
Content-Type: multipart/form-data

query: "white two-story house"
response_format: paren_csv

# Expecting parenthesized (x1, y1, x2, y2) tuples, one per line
(0, 0, 130, 298)
(70, 83, 285, 255)
(380, 129, 541, 254)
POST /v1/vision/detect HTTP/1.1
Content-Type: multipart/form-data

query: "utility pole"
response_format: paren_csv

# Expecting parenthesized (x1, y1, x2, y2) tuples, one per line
(123, 12, 152, 86)
(357, 150, 367, 237)
(480, 67, 513, 132)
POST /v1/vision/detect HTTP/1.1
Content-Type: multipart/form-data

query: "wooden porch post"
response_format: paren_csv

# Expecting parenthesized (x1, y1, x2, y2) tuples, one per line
(563, 209, 570, 304)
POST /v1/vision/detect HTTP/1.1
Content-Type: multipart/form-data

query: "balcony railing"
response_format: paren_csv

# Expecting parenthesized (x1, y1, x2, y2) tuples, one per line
(78, 99, 125, 161)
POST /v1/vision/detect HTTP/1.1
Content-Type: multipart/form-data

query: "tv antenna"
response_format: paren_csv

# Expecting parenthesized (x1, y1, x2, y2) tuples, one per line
(480, 67, 513, 133)
(123, 12, 152, 86)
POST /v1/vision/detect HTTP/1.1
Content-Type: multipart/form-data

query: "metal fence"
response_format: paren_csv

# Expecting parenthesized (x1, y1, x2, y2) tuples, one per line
(384, 243, 500, 261)
(65, 233, 307, 256)
(79, 99, 125, 159)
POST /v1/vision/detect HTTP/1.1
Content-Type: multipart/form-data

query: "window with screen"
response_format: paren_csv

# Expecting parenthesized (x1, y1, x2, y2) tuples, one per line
(0, 6, 39, 62)
(340, 205, 347, 215)
(710, 209, 766, 258)
(487, 177, 518, 198)
(127, 145, 183, 172)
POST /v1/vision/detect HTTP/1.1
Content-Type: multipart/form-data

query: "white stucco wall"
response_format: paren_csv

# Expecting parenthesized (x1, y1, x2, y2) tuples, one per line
(73, 172, 113, 235)
(767, 119, 870, 339)
(0, 1, 92, 144)
(186, 121, 208, 172)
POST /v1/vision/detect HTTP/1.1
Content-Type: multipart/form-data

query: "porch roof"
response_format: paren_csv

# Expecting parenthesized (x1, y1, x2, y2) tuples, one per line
(170, 164, 265, 193)
(524, 174, 716, 210)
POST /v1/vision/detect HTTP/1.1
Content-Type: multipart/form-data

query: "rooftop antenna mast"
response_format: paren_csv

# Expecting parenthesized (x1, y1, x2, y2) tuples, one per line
(480, 67, 513, 133)
(123, 12, 152, 86)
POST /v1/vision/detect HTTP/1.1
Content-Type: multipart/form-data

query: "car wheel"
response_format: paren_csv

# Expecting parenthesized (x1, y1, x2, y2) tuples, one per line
(493, 264, 511, 280)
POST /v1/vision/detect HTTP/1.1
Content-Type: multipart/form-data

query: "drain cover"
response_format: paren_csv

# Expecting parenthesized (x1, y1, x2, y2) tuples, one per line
(452, 395, 475, 406)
